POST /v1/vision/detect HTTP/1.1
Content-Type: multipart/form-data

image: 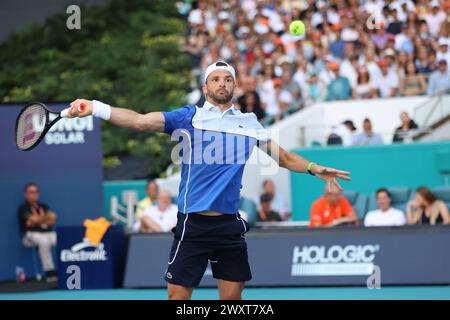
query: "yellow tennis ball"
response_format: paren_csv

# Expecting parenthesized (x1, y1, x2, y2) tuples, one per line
(289, 20, 305, 36)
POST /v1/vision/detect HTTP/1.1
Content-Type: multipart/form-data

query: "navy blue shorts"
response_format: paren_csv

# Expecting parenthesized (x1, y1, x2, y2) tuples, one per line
(165, 212, 252, 288)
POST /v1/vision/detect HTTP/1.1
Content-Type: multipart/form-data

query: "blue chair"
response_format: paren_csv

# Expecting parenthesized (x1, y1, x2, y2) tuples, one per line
(342, 190, 368, 221)
(239, 197, 258, 226)
(433, 186, 450, 210)
(367, 187, 411, 213)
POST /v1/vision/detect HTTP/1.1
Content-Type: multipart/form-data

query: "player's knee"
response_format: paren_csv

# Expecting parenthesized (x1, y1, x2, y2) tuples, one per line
(168, 284, 192, 300)
(219, 285, 244, 300)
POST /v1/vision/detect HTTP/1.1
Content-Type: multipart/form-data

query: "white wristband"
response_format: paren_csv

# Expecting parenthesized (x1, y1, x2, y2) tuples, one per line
(92, 100, 111, 120)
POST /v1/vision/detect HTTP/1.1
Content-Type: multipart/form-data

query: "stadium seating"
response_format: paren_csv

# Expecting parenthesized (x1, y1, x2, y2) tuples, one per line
(342, 190, 368, 221)
(367, 187, 411, 213)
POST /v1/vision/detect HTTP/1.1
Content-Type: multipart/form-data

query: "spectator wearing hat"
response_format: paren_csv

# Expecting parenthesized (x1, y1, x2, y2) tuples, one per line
(436, 37, 450, 69)
(425, 1, 447, 37)
(302, 70, 327, 106)
(400, 61, 427, 96)
(330, 23, 346, 59)
(376, 59, 400, 97)
(351, 118, 384, 146)
(393, 111, 419, 143)
(427, 59, 450, 95)
(326, 62, 352, 101)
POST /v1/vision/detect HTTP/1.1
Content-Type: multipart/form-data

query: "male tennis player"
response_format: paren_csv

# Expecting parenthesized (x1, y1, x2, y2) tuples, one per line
(67, 61, 350, 300)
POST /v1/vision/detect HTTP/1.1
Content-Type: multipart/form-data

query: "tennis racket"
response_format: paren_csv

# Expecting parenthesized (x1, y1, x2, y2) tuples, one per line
(15, 101, 86, 151)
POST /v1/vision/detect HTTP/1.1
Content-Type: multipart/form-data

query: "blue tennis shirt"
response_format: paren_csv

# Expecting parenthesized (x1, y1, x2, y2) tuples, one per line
(162, 101, 270, 215)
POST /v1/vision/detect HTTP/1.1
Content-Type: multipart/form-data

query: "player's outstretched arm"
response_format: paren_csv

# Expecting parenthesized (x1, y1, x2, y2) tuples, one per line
(67, 99, 165, 133)
(260, 140, 351, 192)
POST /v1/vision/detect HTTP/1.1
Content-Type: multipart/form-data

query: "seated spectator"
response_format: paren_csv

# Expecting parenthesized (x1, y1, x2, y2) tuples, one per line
(376, 59, 400, 98)
(326, 62, 352, 101)
(415, 46, 433, 74)
(309, 185, 359, 228)
(406, 186, 450, 225)
(427, 59, 450, 95)
(273, 78, 293, 117)
(302, 70, 327, 106)
(399, 62, 427, 96)
(237, 91, 265, 120)
(281, 70, 302, 109)
(257, 193, 282, 222)
(18, 183, 57, 282)
(393, 111, 419, 143)
(364, 188, 406, 227)
(135, 179, 159, 221)
(260, 179, 291, 220)
(327, 120, 357, 146)
(353, 66, 377, 99)
(134, 190, 177, 233)
(351, 118, 384, 146)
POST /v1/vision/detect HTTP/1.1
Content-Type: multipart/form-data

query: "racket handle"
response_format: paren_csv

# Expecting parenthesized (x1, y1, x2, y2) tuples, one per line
(60, 103, 86, 118)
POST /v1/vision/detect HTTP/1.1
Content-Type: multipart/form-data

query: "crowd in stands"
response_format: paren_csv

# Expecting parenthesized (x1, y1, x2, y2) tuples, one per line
(132, 180, 178, 234)
(182, 0, 450, 122)
(327, 110, 419, 146)
(255, 179, 450, 226)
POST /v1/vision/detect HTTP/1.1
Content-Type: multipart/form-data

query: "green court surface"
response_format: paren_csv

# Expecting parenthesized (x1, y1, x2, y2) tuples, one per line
(1, 286, 450, 300)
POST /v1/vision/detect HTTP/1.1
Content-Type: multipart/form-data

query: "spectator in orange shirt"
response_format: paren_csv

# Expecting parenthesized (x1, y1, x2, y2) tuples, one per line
(309, 186, 359, 228)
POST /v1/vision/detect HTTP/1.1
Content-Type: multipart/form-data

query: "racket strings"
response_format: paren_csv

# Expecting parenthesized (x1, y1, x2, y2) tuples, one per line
(16, 104, 46, 150)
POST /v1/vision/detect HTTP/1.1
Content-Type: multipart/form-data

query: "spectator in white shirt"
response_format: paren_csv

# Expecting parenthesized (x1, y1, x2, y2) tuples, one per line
(364, 188, 406, 227)
(376, 59, 400, 97)
(436, 38, 450, 69)
(134, 190, 177, 233)
(427, 59, 450, 95)
(424, 1, 447, 37)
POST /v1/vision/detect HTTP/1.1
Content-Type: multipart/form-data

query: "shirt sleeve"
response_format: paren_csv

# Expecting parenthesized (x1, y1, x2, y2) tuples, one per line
(309, 201, 323, 227)
(341, 197, 354, 216)
(162, 105, 193, 135)
(160, 206, 178, 232)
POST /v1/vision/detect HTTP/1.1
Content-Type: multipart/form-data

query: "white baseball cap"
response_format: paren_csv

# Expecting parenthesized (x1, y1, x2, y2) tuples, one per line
(438, 37, 449, 46)
(203, 61, 236, 84)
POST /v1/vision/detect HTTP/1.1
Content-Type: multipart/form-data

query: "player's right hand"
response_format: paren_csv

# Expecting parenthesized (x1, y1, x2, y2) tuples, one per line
(67, 99, 93, 118)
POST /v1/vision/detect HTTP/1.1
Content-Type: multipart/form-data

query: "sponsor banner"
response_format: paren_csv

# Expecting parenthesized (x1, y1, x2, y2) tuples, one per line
(124, 226, 450, 288)
(56, 225, 126, 289)
(0, 103, 103, 280)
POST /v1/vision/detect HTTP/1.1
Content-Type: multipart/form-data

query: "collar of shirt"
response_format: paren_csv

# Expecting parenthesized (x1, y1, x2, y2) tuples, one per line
(203, 100, 239, 115)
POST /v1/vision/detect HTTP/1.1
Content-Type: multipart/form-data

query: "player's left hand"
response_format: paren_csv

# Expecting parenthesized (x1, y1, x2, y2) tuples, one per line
(311, 164, 351, 192)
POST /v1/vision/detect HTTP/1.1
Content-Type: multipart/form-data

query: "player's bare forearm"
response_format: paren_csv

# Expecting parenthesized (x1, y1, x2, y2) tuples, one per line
(67, 99, 165, 132)
(260, 140, 310, 173)
(109, 107, 165, 132)
(260, 140, 351, 191)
